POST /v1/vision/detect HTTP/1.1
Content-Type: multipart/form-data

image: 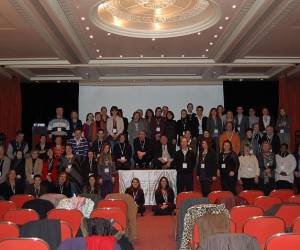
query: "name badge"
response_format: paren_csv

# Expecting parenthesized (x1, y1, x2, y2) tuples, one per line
(31, 174, 34, 179)
(214, 129, 218, 134)
(121, 156, 126, 161)
(182, 131, 185, 136)
(280, 129, 284, 134)
(266, 162, 270, 167)
(201, 164, 205, 169)
(247, 167, 252, 172)
(104, 168, 109, 173)
(156, 127, 161, 132)
(57, 128, 62, 132)
(67, 165, 72, 170)
(269, 149, 272, 153)
(237, 127, 241, 132)
(112, 128, 117, 134)
(221, 163, 226, 169)
(88, 173, 93, 177)
(48, 173, 52, 175)
(249, 149, 254, 155)
(182, 163, 188, 169)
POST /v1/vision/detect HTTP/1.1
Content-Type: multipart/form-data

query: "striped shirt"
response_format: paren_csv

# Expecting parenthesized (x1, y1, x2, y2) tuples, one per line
(68, 137, 89, 158)
(47, 118, 70, 136)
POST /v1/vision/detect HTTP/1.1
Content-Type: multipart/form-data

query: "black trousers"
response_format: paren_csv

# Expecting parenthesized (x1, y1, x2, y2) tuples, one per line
(241, 178, 256, 190)
(200, 179, 211, 197)
(276, 180, 293, 190)
(221, 175, 237, 195)
(295, 177, 300, 194)
(177, 173, 194, 193)
(258, 177, 275, 195)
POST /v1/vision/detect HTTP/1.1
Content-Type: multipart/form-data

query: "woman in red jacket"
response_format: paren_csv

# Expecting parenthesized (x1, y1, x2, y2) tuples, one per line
(42, 148, 59, 192)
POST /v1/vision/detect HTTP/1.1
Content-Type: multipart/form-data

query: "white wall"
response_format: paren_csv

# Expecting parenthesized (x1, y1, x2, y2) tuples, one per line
(79, 84, 224, 121)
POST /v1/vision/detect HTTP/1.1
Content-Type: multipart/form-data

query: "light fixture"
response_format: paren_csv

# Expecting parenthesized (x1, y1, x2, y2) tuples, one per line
(225, 16, 229, 20)
(205, 49, 209, 52)
(89, 35, 94, 39)
(107, 32, 111, 36)
(209, 42, 213, 45)
(232, 5, 237, 9)
(99, 55, 103, 58)
(136, 0, 176, 9)
(219, 26, 223, 30)
(96, 49, 100, 52)
(202, 54, 206, 57)
(81, 17, 86, 21)
(214, 34, 218, 38)
(161, 54, 164, 57)
(85, 26, 90, 30)
(152, 38, 156, 41)
(140, 54, 144, 57)
(120, 55, 123, 58)
(197, 32, 201, 35)
(181, 54, 185, 57)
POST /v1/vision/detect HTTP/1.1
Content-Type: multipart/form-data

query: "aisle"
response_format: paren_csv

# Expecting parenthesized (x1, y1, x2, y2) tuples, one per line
(134, 209, 176, 250)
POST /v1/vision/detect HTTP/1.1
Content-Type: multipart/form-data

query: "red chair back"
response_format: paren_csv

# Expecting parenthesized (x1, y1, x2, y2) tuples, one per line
(243, 216, 285, 249)
(265, 233, 300, 250)
(254, 196, 282, 212)
(0, 201, 17, 220)
(292, 217, 300, 233)
(0, 222, 19, 239)
(288, 195, 300, 204)
(0, 238, 50, 250)
(91, 208, 126, 231)
(230, 205, 264, 233)
(97, 199, 127, 215)
(275, 204, 300, 228)
(176, 192, 202, 208)
(9, 195, 34, 208)
(208, 191, 234, 204)
(269, 189, 294, 202)
(3, 209, 39, 225)
(60, 221, 73, 241)
(239, 190, 264, 205)
(47, 209, 83, 237)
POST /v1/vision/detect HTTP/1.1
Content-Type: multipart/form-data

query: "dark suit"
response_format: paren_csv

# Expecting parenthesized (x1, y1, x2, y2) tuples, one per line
(152, 142, 175, 169)
(125, 187, 145, 215)
(92, 139, 109, 157)
(133, 138, 153, 168)
(152, 188, 175, 215)
(150, 117, 166, 141)
(259, 116, 275, 132)
(0, 181, 24, 200)
(25, 184, 47, 198)
(81, 158, 98, 182)
(261, 134, 281, 154)
(113, 142, 132, 170)
(192, 116, 208, 138)
(234, 115, 249, 140)
(173, 149, 196, 193)
(176, 118, 193, 144)
(206, 117, 223, 137)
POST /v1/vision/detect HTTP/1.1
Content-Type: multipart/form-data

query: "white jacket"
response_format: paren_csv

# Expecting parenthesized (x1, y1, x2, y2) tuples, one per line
(275, 153, 297, 183)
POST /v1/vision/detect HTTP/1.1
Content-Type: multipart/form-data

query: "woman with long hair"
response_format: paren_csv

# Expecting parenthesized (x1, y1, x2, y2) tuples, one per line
(152, 176, 175, 215)
(125, 178, 145, 216)
(54, 171, 72, 198)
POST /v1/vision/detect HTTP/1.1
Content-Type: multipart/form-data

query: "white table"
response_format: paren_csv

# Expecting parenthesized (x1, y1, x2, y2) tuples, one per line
(118, 169, 177, 205)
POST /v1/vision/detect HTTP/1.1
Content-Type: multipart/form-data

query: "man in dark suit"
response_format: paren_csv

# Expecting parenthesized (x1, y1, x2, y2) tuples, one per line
(173, 137, 196, 193)
(192, 105, 208, 140)
(81, 149, 98, 183)
(261, 125, 281, 154)
(234, 106, 249, 140)
(152, 135, 175, 169)
(187, 103, 196, 121)
(133, 130, 153, 168)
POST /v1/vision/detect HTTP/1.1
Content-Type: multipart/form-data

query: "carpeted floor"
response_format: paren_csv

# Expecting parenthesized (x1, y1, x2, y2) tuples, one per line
(134, 208, 176, 250)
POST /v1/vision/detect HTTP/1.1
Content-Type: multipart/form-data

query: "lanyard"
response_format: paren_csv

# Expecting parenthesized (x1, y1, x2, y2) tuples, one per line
(162, 192, 168, 202)
(89, 160, 93, 171)
(140, 140, 145, 151)
(182, 150, 188, 162)
(97, 140, 103, 152)
(34, 187, 40, 197)
(119, 143, 125, 155)
(0, 159, 4, 172)
(11, 184, 15, 194)
(182, 119, 186, 130)
(59, 185, 64, 194)
(90, 188, 95, 194)
(156, 117, 160, 127)
(48, 158, 53, 172)
(133, 190, 138, 200)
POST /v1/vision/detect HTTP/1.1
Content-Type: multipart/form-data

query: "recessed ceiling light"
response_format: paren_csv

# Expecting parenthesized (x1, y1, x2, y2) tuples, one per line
(107, 32, 111, 36)
(232, 5, 237, 9)
(99, 55, 102, 58)
(96, 49, 100, 52)
(89, 35, 94, 39)
(181, 54, 185, 57)
(85, 26, 90, 30)
(205, 49, 209, 52)
(219, 26, 223, 30)
(152, 38, 156, 41)
(225, 16, 230, 20)
(209, 42, 213, 46)
(202, 54, 206, 57)
(81, 17, 86, 21)
(197, 32, 201, 35)
(120, 55, 123, 58)
(57, 80, 61, 83)
(140, 54, 143, 57)
(214, 34, 218, 38)
(161, 54, 164, 57)
(260, 78, 264, 81)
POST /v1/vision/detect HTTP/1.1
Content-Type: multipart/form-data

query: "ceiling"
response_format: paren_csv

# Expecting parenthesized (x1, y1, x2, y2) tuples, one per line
(1, 0, 300, 85)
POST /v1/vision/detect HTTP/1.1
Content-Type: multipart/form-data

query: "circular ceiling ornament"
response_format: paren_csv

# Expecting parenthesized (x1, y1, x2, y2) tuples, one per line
(89, 0, 221, 38)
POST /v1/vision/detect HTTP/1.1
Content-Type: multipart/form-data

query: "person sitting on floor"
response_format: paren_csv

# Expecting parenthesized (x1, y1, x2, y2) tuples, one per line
(125, 178, 145, 216)
(152, 176, 175, 216)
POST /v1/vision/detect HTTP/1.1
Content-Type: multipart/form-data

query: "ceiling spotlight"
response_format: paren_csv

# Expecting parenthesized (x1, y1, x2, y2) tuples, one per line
(107, 32, 111, 36)
(260, 78, 264, 81)
(202, 54, 206, 57)
(161, 54, 164, 57)
(99, 55, 102, 58)
(85, 26, 90, 30)
(120, 55, 123, 58)
(140, 54, 144, 57)
(197, 32, 201, 35)
(209, 42, 213, 46)
(96, 49, 100, 52)
(239, 78, 243, 82)
(219, 26, 223, 30)
(81, 17, 86, 21)
(205, 49, 209, 52)
(232, 5, 237, 9)
(89, 35, 94, 39)
(152, 38, 156, 41)
(57, 80, 61, 83)
(225, 16, 230, 20)
(181, 54, 185, 57)
(214, 34, 218, 38)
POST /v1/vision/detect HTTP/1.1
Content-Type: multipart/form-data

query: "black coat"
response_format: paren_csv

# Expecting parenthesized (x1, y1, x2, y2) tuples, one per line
(113, 142, 132, 161)
(218, 151, 240, 176)
(164, 119, 177, 141)
(125, 187, 145, 208)
(259, 116, 275, 132)
(261, 134, 281, 154)
(133, 138, 153, 160)
(153, 142, 175, 160)
(176, 118, 193, 138)
(173, 149, 196, 174)
(155, 188, 175, 206)
(197, 150, 217, 180)
(81, 158, 98, 182)
(192, 116, 208, 136)
(0, 181, 24, 200)
(92, 139, 109, 157)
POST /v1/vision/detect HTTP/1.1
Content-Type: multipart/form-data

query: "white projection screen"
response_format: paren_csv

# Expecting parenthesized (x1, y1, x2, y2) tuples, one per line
(79, 84, 224, 121)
